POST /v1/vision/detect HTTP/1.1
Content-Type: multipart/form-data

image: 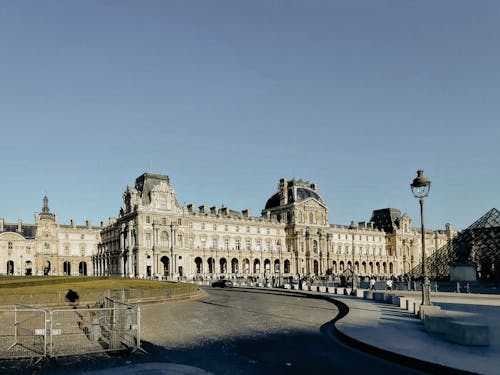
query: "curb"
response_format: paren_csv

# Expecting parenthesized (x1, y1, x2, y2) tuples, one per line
(236, 287, 478, 375)
(327, 297, 478, 375)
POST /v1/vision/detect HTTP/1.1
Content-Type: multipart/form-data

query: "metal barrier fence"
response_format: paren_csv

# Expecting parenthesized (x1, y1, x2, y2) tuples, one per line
(0, 299, 140, 360)
(0, 305, 48, 361)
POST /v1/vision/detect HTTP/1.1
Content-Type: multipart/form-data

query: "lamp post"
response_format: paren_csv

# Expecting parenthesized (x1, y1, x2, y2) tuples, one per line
(410, 170, 432, 306)
(348, 222, 357, 295)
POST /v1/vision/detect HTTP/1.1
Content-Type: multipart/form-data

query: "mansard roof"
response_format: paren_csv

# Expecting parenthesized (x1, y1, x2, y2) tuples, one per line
(264, 179, 324, 210)
(370, 208, 402, 233)
(0, 223, 37, 239)
(134, 173, 171, 205)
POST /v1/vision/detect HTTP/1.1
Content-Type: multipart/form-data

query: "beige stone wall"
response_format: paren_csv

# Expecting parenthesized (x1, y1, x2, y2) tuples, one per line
(97, 174, 455, 281)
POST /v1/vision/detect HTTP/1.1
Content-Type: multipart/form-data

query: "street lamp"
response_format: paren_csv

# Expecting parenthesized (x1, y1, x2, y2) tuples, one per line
(351, 232, 357, 295)
(410, 170, 432, 306)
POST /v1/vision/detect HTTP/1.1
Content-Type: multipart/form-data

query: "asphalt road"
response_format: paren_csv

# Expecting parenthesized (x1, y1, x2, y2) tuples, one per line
(137, 287, 427, 374)
(4, 287, 428, 374)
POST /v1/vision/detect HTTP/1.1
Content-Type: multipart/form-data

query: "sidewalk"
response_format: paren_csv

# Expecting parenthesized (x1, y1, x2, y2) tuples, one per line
(332, 292, 500, 375)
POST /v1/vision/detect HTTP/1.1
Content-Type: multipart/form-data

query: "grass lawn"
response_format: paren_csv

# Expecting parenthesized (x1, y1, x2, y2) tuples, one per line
(0, 276, 198, 306)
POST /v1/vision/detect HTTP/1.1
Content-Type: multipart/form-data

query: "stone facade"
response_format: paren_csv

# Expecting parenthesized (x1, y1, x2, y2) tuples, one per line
(0, 197, 101, 276)
(95, 173, 456, 280)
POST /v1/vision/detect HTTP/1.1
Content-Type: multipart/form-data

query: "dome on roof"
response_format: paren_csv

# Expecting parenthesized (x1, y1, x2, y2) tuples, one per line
(264, 186, 323, 210)
(264, 193, 280, 209)
(296, 187, 322, 202)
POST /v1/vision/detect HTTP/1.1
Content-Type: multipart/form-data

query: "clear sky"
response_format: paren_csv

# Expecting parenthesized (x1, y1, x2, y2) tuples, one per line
(1, 0, 498, 231)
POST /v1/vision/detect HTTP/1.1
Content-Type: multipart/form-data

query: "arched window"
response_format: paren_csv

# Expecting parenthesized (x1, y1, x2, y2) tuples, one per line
(313, 240, 318, 254)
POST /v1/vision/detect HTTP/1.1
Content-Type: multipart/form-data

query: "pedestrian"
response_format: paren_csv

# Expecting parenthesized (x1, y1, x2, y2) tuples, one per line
(386, 278, 393, 291)
(370, 277, 376, 291)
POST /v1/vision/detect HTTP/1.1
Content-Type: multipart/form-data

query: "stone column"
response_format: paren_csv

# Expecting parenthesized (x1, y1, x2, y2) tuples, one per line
(127, 223, 133, 277)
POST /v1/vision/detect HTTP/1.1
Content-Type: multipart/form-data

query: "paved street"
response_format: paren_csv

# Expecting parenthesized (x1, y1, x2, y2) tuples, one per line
(134, 287, 426, 374)
(138, 288, 430, 374)
(2, 287, 430, 374)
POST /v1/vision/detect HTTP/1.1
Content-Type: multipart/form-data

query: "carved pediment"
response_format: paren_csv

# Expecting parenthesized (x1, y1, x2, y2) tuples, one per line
(299, 199, 327, 211)
(149, 182, 181, 212)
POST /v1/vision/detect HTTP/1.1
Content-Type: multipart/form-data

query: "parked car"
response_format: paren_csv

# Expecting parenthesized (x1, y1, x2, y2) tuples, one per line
(211, 279, 233, 288)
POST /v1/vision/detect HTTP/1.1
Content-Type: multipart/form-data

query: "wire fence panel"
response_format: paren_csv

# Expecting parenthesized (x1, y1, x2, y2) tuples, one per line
(0, 298, 140, 360)
(49, 301, 140, 357)
(0, 306, 47, 360)
(102, 297, 140, 350)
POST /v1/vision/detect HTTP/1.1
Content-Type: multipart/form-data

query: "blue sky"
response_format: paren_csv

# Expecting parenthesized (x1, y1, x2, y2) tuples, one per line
(1, 0, 498, 230)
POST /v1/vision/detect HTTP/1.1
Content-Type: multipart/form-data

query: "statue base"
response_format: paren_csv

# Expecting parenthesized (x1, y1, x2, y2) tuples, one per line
(450, 262, 477, 282)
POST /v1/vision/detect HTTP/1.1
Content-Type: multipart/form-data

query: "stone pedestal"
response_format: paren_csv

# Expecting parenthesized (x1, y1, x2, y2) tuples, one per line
(450, 262, 477, 282)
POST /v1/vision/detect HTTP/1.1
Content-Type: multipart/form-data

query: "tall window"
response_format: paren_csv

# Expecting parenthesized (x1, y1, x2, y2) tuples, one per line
(145, 232, 152, 247)
(160, 231, 169, 247)
(246, 239, 252, 250)
(235, 239, 241, 250)
(224, 238, 229, 250)
(8, 242, 13, 249)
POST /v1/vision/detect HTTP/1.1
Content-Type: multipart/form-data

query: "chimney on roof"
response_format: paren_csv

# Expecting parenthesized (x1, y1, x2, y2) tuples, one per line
(0, 218, 4, 232)
(210, 206, 219, 215)
(86, 220, 91, 229)
(71, 219, 76, 228)
(242, 209, 251, 218)
(187, 204, 194, 214)
(100, 221, 104, 228)
(279, 179, 288, 206)
(199, 205, 207, 214)
(17, 219, 22, 232)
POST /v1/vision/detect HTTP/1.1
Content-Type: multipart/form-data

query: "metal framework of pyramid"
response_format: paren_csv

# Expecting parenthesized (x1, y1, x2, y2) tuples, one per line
(410, 208, 500, 280)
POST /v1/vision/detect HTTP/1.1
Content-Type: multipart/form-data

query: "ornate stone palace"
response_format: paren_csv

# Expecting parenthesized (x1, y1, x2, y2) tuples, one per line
(94, 173, 456, 280)
(0, 197, 101, 276)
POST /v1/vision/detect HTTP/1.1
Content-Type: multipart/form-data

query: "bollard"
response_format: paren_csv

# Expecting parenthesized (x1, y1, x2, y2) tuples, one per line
(456, 282, 461, 293)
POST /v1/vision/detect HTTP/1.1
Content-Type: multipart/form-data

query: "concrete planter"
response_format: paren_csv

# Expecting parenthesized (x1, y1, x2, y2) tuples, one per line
(363, 291, 373, 299)
(424, 313, 450, 335)
(372, 292, 385, 301)
(445, 321, 489, 346)
(392, 296, 402, 306)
